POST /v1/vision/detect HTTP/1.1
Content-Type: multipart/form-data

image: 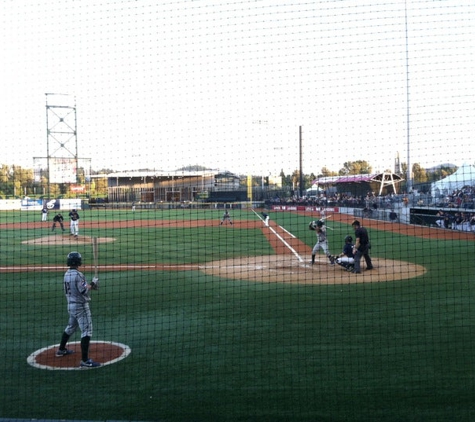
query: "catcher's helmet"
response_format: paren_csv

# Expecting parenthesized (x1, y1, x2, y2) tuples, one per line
(67, 251, 82, 267)
(344, 235, 353, 243)
(316, 220, 324, 227)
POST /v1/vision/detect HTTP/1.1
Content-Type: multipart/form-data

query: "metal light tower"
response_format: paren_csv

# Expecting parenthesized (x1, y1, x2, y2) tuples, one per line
(45, 93, 78, 199)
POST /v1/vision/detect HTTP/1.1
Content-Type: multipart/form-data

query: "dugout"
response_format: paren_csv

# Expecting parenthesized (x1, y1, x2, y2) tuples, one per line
(206, 191, 248, 203)
(409, 207, 455, 227)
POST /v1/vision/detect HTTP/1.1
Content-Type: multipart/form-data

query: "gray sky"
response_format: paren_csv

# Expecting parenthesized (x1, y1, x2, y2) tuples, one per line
(1, 0, 474, 176)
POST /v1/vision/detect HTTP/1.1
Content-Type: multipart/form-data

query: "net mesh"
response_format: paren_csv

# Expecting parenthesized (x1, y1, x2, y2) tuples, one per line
(1, 1, 474, 420)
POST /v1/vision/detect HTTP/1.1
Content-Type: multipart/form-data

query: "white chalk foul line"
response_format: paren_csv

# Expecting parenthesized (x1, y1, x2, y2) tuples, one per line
(252, 208, 302, 262)
(268, 225, 304, 262)
(279, 225, 296, 238)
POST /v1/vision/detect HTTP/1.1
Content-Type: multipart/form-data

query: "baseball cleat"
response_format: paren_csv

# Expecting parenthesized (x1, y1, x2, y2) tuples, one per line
(80, 359, 102, 368)
(55, 348, 75, 357)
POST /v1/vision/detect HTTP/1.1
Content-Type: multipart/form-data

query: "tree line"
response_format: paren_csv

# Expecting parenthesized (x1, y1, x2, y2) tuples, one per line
(0, 161, 458, 199)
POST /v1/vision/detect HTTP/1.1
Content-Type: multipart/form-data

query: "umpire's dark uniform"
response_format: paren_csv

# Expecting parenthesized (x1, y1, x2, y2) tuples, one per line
(52, 213, 65, 231)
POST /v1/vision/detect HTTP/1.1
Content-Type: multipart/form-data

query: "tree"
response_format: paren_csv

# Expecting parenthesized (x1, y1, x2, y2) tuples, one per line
(291, 170, 301, 191)
(427, 165, 457, 182)
(0, 165, 10, 184)
(178, 165, 210, 172)
(305, 172, 317, 189)
(279, 169, 292, 187)
(401, 162, 407, 176)
(95, 168, 115, 174)
(412, 163, 428, 183)
(339, 160, 372, 175)
(320, 167, 338, 177)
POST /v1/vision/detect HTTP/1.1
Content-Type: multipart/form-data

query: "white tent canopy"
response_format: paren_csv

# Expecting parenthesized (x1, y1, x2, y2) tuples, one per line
(305, 186, 323, 197)
(431, 163, 475, 196)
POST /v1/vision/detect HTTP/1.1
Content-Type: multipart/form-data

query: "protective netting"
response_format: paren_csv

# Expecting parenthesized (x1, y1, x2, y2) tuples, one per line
(1, 1, 474, 421)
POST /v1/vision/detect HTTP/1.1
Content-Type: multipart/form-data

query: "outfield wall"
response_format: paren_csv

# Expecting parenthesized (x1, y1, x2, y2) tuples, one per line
(0, 199, 82, 211)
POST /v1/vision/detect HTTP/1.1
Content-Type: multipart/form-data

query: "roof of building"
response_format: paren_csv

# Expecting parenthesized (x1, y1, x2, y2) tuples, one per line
(312, 172, 403, 185)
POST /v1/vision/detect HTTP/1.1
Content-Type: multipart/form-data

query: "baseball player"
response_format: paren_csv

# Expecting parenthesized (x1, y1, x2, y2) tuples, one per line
(69, 209, 80, 237)
(435, 209, 448, 228)
(319, 207, 326, 220)
(56, 251, 101, 368)
(41, 206, 48, 221)
(261, 212, 270, 227)
(331, 235, 355, 271)
(220, 210, 233, 225)
(309, 220, 333, 265)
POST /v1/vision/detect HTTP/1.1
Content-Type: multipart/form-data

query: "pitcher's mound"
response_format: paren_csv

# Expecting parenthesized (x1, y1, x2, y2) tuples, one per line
(22, 235, 115, 245)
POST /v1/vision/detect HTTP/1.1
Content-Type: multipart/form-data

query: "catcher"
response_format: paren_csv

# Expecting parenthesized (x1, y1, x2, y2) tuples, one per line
(55, 251, 101, 368)
(331, 235, 355, 272)
(309, 220, 334, 265)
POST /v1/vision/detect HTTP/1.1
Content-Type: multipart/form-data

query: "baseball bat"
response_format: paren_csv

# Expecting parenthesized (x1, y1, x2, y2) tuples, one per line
(92, 236, 98, 278)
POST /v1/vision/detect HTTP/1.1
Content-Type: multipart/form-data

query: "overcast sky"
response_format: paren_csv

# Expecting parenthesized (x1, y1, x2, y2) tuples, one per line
(1, 0, 474, 176)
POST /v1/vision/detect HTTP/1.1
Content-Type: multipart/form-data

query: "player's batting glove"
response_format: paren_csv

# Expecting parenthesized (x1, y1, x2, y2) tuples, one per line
(91, 277, 99, 290)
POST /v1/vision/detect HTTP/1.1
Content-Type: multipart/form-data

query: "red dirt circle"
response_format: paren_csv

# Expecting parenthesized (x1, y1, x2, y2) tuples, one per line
(27, 340, 131, 370)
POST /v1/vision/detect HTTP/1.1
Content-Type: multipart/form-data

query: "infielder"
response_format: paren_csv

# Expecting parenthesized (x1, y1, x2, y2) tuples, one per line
(41, 206, 48, 221)
(309, 220, 333, 265)
(56, 251, 101, 368)
(69, 209, 80, 237)
(220, 210, 233, 225)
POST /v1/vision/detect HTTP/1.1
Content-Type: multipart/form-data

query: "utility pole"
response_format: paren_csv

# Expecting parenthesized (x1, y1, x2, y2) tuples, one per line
(404, 0, 413, 193)
(299, 125, 304, 197)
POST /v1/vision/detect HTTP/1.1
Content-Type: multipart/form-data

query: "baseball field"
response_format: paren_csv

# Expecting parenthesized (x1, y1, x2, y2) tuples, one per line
(1, 207, 474, 421)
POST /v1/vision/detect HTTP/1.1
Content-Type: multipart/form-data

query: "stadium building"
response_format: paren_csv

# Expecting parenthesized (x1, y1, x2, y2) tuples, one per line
(101, 170, 242, 203)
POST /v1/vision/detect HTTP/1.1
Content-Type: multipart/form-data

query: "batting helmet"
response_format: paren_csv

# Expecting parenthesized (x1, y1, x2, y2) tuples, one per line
(309, 220, 324, 230)
(67, 251, 82, 267)
(344, 235, 353, 243)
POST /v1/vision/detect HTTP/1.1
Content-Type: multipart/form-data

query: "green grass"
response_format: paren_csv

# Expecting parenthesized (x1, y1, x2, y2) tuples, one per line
(0, 209, 474, 421)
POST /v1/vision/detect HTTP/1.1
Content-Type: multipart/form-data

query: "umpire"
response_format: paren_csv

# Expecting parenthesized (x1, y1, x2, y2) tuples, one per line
(351, 220, 373, 274)
(52, 213, 65, 231)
